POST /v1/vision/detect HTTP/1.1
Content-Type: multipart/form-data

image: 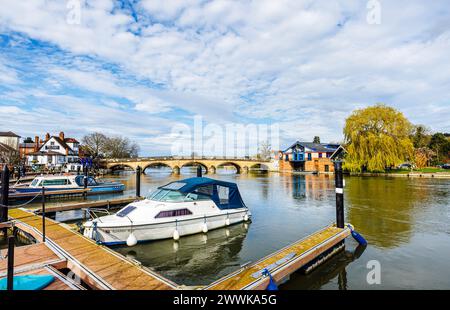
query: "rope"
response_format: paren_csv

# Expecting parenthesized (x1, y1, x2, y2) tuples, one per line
(10, 192, 42, 208)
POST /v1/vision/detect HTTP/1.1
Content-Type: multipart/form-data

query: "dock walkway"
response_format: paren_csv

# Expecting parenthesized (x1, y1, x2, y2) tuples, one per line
(7, 208, 176, 290)
(205, 225, 350, 290)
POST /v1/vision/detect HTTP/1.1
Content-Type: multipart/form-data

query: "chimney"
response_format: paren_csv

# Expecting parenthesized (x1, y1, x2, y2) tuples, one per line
(34, 136, 39, 152)
(45, 133, 50, 141)
(59, 132, 65, 141)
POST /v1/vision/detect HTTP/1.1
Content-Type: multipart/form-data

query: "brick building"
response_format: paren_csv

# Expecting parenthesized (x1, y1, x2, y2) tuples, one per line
(278, 141, 341, 173)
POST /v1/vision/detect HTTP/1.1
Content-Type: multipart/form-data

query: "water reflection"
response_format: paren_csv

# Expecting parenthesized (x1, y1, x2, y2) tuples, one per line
(345, 177, 432, 249)
(114, 222, 250, 286)
(280, 243, 367, 290)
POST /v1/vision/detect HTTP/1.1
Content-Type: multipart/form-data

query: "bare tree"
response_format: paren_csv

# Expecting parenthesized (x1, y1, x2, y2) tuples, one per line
(81, 133, 140, 159)
(103, 136, 140, 159)
(257, 141, 272, 160)
(81, 132, 107, 158)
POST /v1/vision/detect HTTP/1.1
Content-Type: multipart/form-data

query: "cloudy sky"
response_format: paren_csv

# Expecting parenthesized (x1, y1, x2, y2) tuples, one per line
(0, 0, 449, 155)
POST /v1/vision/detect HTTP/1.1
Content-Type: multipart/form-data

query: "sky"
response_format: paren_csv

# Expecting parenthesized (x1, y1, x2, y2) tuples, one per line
(0, 0, 449, 155)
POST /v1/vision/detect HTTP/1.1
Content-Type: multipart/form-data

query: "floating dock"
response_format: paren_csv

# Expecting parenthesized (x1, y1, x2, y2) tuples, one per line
(5, 208, 177, 290)
(205, 225, 351, 290)
(3, 210, 352, 290)
(9, 188, 91, 201)
(33, 196, 142, 214)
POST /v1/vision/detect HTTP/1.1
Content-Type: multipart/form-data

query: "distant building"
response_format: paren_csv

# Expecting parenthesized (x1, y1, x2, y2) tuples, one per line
(278, 141, 341, 173)
(0, 131, 20, 166)
(26, 132, 80, 168)
(19, 136, 38, 159)
(0, 131, 20, 150)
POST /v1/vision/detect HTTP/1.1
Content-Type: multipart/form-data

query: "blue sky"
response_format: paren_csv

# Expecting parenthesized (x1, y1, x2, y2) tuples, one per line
(0, 0, 449, 155)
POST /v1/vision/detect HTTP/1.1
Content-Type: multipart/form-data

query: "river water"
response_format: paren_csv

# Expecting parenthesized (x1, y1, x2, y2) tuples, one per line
(23, 168, 450, 289)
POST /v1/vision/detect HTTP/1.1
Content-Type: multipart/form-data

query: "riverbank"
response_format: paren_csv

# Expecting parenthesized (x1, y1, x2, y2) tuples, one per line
(349, 171, 450, 179)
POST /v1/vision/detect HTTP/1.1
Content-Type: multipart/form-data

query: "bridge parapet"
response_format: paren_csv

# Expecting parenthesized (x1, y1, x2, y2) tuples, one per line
(102, 157, 276, 174)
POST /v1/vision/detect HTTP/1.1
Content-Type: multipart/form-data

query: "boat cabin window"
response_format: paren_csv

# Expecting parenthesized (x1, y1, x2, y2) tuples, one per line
(74, 176, 97, 186)
(87, 177, 98, 186)
(117, 206, 137, 217)
(217, 186, 229, 204)
(185, 192, 211, 201)
(31, 179, 40, 186)
(155, 209, 192, 218)
(148, 189, 186, 202)
(41, 179, 70, 186)
(149, 188, 212, 202)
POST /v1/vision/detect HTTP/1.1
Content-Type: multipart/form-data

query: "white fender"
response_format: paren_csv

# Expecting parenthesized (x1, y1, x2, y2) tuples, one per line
(173, 241, 179, 252)
(202, 223, 208, 233)
(126, 232, 137, 247)
(244, 214, 249, 222)
(173, 229, 180, 241)
(225, 218, 231, 226)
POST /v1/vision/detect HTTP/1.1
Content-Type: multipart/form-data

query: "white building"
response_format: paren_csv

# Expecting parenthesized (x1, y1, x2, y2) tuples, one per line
(26, 132, 80, 168)
(0, 131, 20, 150)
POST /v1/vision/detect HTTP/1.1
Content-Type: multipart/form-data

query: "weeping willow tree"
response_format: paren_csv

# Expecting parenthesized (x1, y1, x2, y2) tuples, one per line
(343, 104, 414, 172)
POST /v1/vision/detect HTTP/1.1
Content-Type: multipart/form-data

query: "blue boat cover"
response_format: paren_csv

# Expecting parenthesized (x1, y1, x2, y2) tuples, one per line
(160, 177, 247, 210)
(0, 274, 55, 290)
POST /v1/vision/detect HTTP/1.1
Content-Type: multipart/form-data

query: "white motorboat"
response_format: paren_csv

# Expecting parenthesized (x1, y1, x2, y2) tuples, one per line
(83, 177, 251, 245)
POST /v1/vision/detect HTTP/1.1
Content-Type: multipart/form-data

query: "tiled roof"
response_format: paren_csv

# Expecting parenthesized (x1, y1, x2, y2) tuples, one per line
(64, 138, 79, 143)
(283, 141, 340, 153)
(0, 131, 20, 138)
(19, 143, 36, 148)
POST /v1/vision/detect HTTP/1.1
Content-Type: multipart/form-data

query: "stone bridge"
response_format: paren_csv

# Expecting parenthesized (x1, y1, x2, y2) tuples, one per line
(101, 157, 277, 174)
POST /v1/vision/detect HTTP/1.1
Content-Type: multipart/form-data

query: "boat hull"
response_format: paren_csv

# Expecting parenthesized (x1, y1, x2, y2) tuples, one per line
(10, 184, 125, 195)
(84, 209, 250, 245)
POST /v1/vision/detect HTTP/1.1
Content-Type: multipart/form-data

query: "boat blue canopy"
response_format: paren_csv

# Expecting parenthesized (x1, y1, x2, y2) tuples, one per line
(159, 177, 247, 210)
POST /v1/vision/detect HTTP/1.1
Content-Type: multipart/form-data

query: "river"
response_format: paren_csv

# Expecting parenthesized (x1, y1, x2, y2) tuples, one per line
(17, 168, 450, 289)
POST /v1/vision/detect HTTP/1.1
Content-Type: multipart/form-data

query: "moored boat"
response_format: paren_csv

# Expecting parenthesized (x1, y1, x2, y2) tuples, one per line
(83, 177, 251, 245)
(9, 174, 125, 195)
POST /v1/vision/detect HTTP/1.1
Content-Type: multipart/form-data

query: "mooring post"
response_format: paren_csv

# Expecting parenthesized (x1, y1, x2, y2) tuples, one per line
(7, 235, 15, 290)
(334, 161, 345, 229)
(136, 166, 141, 197)
(197, 165, 202, 177)
(41, 186, 46, 242)
(83, 165, 88, 199)
(1, 165, 10, 236)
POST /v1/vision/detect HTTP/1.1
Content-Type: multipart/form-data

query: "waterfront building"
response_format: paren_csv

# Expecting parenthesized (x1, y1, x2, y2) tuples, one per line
(25, 132, 80, 168)
(278, 141, 340, 173)
(0, 131, 20, 166)
(0, 131, 20, 150)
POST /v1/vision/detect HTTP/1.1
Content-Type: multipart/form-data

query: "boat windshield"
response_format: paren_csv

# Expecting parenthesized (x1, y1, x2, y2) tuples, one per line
(31, 179, 40, 186)
(148, 189, 186, 202)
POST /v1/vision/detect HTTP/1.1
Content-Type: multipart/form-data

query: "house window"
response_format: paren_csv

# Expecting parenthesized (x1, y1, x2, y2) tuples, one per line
(319, 153, 323, 158)
(285, 154, 289, 161)
(307, 153, 312, 161)
(325, 165, 329, 172)
(155, 209, 192, 218)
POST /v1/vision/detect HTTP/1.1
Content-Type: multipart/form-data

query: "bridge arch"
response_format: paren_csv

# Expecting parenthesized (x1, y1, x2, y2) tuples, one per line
(249, 163, 270, 172)
(142, 162, 173, 174)
(109, 164, 135, 171)
(216, 162, 241, 174)
(180, 162, 209, 175)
